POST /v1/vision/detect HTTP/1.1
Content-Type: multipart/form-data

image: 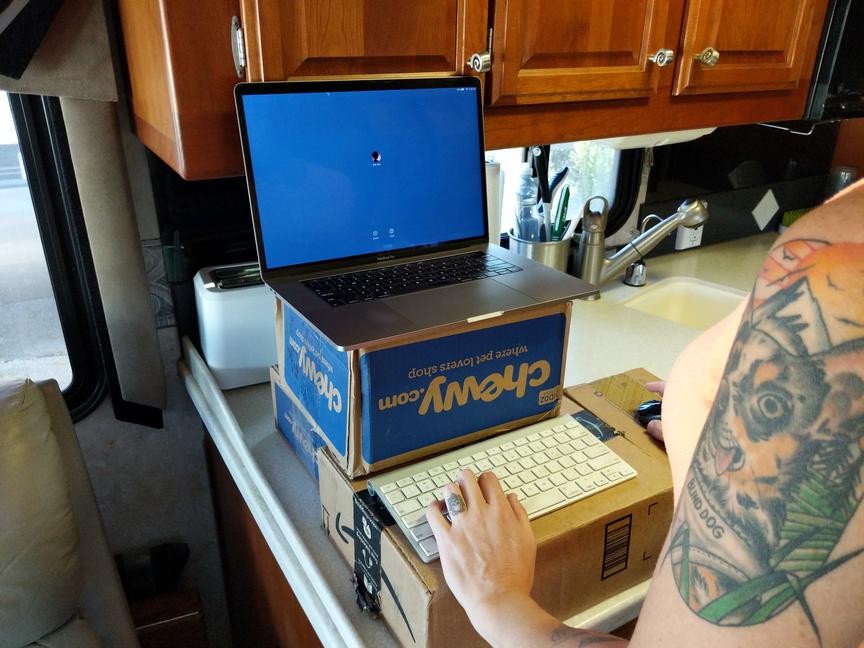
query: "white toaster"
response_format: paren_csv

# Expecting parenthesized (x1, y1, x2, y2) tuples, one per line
(193, 262, 277, 390)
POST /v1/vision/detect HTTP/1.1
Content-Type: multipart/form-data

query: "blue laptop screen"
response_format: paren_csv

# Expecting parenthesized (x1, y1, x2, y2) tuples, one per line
(241, 85, 486, 270)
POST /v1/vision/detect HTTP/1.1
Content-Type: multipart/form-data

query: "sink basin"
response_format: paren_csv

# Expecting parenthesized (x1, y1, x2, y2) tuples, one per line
(620, 277, 746, 330)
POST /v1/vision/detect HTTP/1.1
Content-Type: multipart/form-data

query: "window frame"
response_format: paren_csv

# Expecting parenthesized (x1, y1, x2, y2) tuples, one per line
(9, 93, 107, 420)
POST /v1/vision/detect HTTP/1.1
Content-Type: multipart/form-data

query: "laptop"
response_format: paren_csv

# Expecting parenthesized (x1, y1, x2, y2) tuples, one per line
(234, 76, 597, 351)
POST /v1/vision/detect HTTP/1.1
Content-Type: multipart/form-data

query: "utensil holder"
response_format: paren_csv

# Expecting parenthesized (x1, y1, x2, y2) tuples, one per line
(508, 229, 572, 273)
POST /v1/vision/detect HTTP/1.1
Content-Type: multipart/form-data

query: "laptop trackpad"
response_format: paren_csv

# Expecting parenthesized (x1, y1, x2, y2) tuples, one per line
(387, 280, 535, 326)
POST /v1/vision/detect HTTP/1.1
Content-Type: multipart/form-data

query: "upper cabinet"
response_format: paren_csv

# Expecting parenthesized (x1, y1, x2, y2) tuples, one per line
(673, 0, 821, 95)
(240, 0, 487, 80)
(116, 0, 830, 180)
(488, 0, 675, 105)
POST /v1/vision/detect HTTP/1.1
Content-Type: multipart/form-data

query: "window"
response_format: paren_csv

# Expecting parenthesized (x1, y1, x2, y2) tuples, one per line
(487, 140, 622, 236)
(0, 91, 73, 388)
(3, 92, 107, 420)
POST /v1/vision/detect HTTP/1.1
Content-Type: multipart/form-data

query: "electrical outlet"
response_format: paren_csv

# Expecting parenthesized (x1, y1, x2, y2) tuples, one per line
(675, 224, 704, 250)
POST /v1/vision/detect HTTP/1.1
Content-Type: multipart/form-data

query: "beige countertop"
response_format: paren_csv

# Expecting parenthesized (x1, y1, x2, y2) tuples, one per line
(564, 232, 777, 386)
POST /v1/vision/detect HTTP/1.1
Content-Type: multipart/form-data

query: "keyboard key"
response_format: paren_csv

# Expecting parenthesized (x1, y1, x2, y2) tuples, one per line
(522, 484, 540, 498)
(559, 456, 575, 469)
(522, 488, 566, 516)
(540, 429, 555, 438)
(402, 485, 421, 498)
(444, 461, 459, 471)
(395, 499, 422, 516)
(563, 468, 580, 481)
(476, 459, 493, 472)
(503, 450, 520, 462)
(397, 477, 414, 488)
(589, 454, 620, 471)
(433, 474, 449, 488)
(416, 479, 436, 493)
(500, 442, 515, 451)
(529, 441, 546, 453)
(412, 470, 430, 481)
(532, 466, 550, 479)
(506, 463, 522, 475)
(620, 464, 636, 476)
(572, 451, 588, 463)
(593, 474, 610, 487)
(447, 469, 461, 481)
(420, 536, 439, 558)
(410, 522, 434, 541)
(527, 433, 541, 442)
(491, 467, 509, 479)
(514, 438, 529, 447)
(564, 420, 578, 428)
(517, 446, 533, 458)
(491, 455, 507, 467)
(561, 482, 583, 499)
(542, 438, 557, 449)
(472, 451, 488, 461)
(576, 464, 593, 476)
(554, 432, 570, 444)
(584, 435, 600, 446)
(428, 466, 445, 477)
(535, 451, 550, 464)
(458, 457, 473, 466)
(518, 470, 535, 484)
(418, 492, 436, 507)
(519, 457, 537, 470)
(603, 470, 621, 481)
(576, 476, 597, 492)
(546, 448, 562, 460)
(487, 447, 502, 456)
(386, 491, 405, 504)
(550, 473, 566, 486)
(560, 443, 575, 455)
(536, 478, 553, 492)
(433, 489, 444, 500)
(546, 459, 563, 473)
(584, 445, 609, 459)
(571, 439, 587, 451)
(504, 475, 523, 489)
(403, 509, 427, 528)
(380, 483, 397, 494)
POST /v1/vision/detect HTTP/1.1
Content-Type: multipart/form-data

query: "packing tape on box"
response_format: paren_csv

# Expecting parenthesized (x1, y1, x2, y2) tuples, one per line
(337, 490, 417, 642)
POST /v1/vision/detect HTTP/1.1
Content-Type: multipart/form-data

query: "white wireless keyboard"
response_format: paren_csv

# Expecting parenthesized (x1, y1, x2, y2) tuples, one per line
(367, 414, 637, 562)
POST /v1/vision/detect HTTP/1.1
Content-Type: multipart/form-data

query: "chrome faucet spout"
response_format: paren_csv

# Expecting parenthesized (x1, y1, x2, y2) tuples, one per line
(576, 199, 709, 297)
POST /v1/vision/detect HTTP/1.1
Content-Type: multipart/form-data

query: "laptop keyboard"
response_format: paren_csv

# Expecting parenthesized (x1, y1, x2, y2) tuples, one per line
(367, 414, 637, 563)
(301, 252, 522, 307)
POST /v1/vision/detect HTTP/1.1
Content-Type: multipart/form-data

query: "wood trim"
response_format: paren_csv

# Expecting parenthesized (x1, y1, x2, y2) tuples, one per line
(205, 436, 323, 648)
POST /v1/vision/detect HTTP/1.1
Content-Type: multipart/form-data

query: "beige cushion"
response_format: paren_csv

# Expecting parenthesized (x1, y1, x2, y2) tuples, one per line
(0, 379, 83, 648)
(26, 617, 102, 648)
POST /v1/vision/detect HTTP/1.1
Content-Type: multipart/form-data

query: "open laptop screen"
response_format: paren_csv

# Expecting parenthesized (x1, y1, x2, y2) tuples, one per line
(238, 80, 487, 272)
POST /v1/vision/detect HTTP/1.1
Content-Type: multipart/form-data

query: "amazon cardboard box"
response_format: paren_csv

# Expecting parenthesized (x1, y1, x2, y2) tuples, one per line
(276, 298, 571, 478)
(317, 369, 674, 648)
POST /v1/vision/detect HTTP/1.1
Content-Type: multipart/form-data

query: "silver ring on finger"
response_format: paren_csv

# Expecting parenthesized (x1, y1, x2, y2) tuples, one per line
(445, 490, 467, 517)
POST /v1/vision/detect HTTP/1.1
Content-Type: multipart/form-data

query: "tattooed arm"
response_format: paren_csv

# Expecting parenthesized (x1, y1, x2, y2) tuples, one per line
(630, 180, 864, 648)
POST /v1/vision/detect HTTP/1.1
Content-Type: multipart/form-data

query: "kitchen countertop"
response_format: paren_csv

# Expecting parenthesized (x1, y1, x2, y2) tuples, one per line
(181, 232, 776, 647)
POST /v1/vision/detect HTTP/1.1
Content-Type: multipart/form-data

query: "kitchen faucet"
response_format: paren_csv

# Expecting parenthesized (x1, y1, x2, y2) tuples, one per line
(575, 197, 709, 299)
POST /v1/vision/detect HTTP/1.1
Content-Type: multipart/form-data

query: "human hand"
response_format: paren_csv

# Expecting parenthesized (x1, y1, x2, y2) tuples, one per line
(425, 469, 536, 638)
(644, 380, 665, 442)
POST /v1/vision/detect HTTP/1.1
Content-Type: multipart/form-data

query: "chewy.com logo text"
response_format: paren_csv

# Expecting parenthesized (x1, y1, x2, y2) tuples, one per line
(290, 338, 343, 413)
(378, 360, 550, 415)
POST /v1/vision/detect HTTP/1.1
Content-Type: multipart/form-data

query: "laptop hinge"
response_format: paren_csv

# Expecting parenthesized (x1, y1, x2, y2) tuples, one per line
(231, 16, 246, 78)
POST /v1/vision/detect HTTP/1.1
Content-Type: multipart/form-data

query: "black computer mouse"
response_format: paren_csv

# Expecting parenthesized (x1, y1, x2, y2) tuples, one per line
(635, 399, 662, 427)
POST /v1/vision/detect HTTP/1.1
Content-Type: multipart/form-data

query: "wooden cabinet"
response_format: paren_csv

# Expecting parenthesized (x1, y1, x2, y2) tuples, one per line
(489, 0, 826, 104)
(116, 0, 830, 181)
(488, 0, 676, 105)
(240, 0, 488, 80)
(673, 0, 822, 95)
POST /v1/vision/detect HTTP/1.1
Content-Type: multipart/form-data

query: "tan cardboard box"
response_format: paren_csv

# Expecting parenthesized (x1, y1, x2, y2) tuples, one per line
(317, 369, 673, 648)
(277, 298, 572, 478)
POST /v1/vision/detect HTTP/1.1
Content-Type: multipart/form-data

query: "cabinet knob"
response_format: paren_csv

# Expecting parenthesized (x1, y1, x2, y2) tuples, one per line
(694, 47, 720, 67)
(648, 49, 675, 67)
(468, 50, 492, 73)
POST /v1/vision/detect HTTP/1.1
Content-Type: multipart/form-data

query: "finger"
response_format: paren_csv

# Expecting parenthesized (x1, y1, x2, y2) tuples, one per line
(507, 492, 531, 530)
(645, 380, 665, 396)
(442, 482, 468, 519)
(477, 471, 507, 508)
(646, 419, 664, 442)
(425, 500, 450, 539)
(456, 468, 486, 510)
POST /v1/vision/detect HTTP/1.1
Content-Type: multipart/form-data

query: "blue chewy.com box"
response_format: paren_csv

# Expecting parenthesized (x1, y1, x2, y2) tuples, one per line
(275, 299, 571, 477)
(270, 367, 326, 480)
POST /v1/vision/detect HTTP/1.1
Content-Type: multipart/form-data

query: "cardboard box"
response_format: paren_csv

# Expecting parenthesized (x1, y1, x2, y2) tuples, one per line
(271, 367, 327, 480)
(276, 298, 571, 477)
(317, 369, 674, 648)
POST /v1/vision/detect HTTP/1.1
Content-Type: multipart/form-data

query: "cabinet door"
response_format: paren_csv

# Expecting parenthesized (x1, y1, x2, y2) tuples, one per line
(673, 0, 827, 95)
(488, 0, 676, 106)
(241, 0, 487, 81)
